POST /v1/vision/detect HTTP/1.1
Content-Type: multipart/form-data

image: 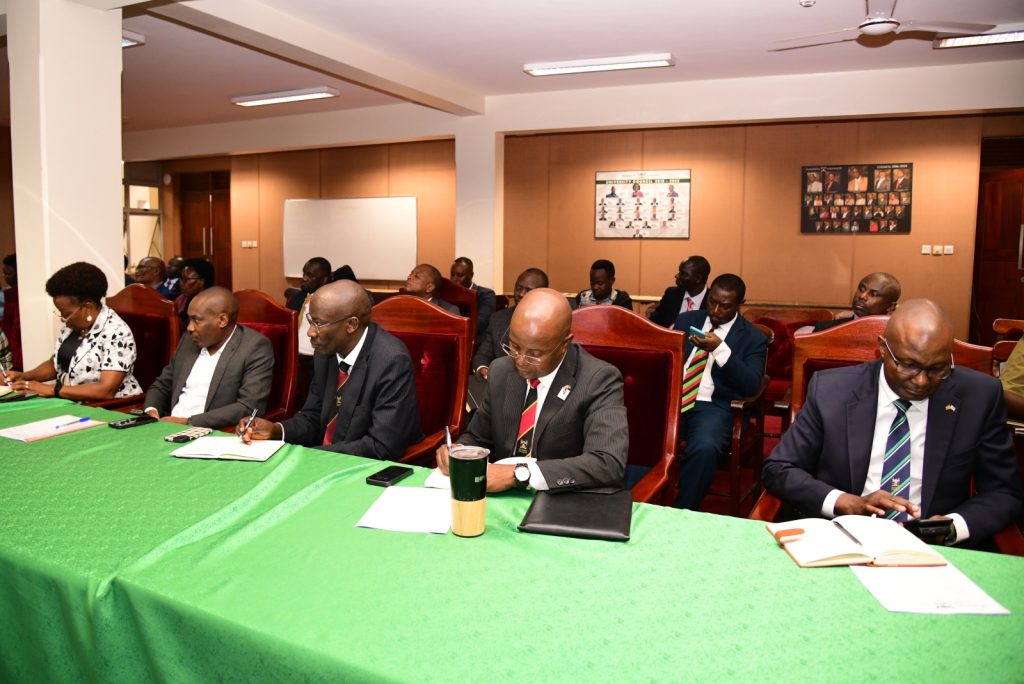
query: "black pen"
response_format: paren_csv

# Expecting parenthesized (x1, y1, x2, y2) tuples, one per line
(0, 363, 10, 386)
(833, 519, 863, 547)
(239, 407, 258, 442)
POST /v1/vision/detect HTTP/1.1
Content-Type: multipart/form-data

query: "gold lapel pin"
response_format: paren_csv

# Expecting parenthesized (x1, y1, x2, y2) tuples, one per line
(945, 404, 956, 412)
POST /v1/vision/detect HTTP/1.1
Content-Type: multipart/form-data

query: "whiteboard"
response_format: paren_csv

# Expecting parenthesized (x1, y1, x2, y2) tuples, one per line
(282, 197, 417, 280)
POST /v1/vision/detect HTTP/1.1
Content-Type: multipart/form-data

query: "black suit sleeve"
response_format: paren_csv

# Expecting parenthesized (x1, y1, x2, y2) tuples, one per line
(472, 315, 501, 372)
(476, 288, 495, 337)
(280, 354, 330, 446)
(718, 323, 767, 399)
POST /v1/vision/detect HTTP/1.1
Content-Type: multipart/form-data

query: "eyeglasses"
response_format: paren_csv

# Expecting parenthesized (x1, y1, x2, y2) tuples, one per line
(305, 311, 353, 334)
(881, 337, 953, 381)
(501, 337, 566, 366)
(54, 305, 81, 323)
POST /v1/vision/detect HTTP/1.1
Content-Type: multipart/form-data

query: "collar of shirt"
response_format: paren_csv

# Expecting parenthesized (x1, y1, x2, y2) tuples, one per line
(530, 349, 568, 417)
(683, 286, 708, 311)
(336, 326, 369, 369)
(200, 324, 236, 359)
(701, 311, 737, 338)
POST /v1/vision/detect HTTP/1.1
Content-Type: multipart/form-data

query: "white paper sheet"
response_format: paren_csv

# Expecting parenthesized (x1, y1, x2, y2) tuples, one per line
(424, 456, 536, 490)
(0, 414, 105, 442)
(171, 436, 284, 462)
(851, 563, 1010, 615)
(355, 486, 451, 534)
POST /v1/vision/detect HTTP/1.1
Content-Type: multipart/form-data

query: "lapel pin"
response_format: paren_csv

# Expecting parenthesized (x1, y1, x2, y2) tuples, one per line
(945, 404, 956, 412)
(557, 385, 572, 400)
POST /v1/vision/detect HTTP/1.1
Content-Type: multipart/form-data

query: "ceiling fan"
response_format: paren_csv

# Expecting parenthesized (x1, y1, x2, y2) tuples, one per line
(772, 0, 997, 50)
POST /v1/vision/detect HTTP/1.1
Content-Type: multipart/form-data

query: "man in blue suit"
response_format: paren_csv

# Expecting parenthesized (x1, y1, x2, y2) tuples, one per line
(673, 273, 767, 509)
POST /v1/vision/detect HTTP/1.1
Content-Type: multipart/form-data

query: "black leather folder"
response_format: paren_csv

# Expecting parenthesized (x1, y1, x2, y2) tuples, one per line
(517, 489, 632, 542)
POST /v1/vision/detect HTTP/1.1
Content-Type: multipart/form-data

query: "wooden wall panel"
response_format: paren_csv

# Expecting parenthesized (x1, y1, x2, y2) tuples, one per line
(546, 131, 643, 296)
(641, 126, 747, 296)
(320, 146, 389, 198)
(230, 155, 260, 291)
(389, 140, 456, 276)
(981, 113, 1024, 138)
(257, 150, 320, 305)
(0, 129, 15, 261)
(503, 136, 550, 292)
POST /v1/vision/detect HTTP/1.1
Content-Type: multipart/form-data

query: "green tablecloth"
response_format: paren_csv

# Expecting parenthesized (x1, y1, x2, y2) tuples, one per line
(1, 399, 1022, 683)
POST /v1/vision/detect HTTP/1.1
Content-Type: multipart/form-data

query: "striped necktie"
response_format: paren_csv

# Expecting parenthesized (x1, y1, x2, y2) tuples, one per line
(516, 378, 541, 457)
(322, 360, 351, 446)
(680, 341, 710, 414)
(881, 398, 912, 521)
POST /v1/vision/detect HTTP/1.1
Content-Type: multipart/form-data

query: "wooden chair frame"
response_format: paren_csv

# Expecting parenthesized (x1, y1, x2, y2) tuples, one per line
(234, 289, 299, 423)
(570, 306, 684, 505)
(435, 277, 478, 348)
(372, 295, 472, 464)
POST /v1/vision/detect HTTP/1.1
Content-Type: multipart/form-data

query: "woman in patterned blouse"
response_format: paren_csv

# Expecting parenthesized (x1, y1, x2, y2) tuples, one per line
(7, 262, 141, 400)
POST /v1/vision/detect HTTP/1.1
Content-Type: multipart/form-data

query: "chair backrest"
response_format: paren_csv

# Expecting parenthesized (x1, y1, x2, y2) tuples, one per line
(743, 307, 834, 325)
(234, 289, 299, 420)
(791, 315, 889, 421)
(952, 339, 993, 376)
(745, 309, 833, 387)
(994, 340, 1018, 373)
(106, 284, 180, 391)
(372, 295, 472, 439)
(570, 306, 684, 470)
(368, 290, 400, 305)
(435, 277, 478, 339)
(993, 318, 1024, 342)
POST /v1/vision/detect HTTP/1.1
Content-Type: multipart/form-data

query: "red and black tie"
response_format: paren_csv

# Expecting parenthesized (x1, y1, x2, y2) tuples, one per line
(322, 360, 351, 446)
(516, 378, 541, 457)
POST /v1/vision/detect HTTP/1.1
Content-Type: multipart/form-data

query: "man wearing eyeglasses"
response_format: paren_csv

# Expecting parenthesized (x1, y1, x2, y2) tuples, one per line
(764, 299, 1022, 548)
(436, 288, 627, 492)
(240, 280, 422, 460)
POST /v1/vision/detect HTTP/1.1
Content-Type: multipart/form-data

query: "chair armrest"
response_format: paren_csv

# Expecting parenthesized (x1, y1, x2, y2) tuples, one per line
(631, 453, 675, 504)
(399, 430, 445, 465)
(730, 376, 770, 412)
(773, 385, 792, 412)
(992, 523, 1024, 556)
(748, 491, 782, 521)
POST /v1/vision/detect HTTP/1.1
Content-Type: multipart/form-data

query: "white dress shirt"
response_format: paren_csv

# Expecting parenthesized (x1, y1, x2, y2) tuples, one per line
(684, 313, 737, 404)
(169, 325, 237, 420)
(678, 286, 708, 315)
(821, 365, 969, 542)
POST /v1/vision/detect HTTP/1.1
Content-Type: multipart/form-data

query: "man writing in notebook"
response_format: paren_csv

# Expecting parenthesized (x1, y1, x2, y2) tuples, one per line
(436, 288, 628, 492)
(763, 300, 1022, 548)
(240, 280, 422, 459)
(145, 287, 274, 428)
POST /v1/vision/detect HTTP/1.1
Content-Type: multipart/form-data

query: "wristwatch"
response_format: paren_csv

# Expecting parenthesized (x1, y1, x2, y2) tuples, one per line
(513, 463, 531, 490)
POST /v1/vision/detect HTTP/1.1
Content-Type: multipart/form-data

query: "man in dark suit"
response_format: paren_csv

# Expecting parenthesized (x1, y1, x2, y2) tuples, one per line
(764, 300, 1022, 548)
(672, 273, 767, 509)
(144, 287, 274, 428)
(437, 288, 628, 492)
(813, 272, 900, 332)
(286, 257, 332, 312)
(404, 264, 460, 315)
(472, 267, 548, 380)
(646, 255, 711, 327)
(450, 256, 496, 339)
(241, 280, 422, 459)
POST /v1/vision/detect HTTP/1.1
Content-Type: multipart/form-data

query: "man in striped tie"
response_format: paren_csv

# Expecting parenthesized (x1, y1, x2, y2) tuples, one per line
(672, 274, 768, 510)
(764, 300, 1023, 548)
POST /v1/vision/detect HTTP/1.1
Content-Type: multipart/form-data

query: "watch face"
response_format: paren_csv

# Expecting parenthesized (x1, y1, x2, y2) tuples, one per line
(515, 464, 530, 482)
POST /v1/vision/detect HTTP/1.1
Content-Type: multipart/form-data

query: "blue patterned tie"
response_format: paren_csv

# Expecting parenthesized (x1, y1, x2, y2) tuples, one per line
(881, 398, 912, 521)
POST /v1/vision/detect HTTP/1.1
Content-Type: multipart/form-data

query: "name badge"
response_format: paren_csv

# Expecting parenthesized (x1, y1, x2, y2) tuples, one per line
(557, 385, 572, 400)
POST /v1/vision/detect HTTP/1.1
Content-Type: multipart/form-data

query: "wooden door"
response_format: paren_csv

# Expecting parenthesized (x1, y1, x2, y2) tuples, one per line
(179, 172, 232, 287)
(971, 167, 1024, 345)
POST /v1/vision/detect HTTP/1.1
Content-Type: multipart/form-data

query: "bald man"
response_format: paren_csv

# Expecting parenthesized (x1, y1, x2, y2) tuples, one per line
(437, 288, 628, 492)
(144, 287, 274, 428)
(814, 272, 901, 332)
(240, 280, 422, 459)
(764, 299, 1022, 548)
(133, 257, 166, 290)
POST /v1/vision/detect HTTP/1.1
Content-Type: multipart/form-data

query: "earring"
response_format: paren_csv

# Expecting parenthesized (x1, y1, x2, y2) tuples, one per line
(87, 315, 93, 323)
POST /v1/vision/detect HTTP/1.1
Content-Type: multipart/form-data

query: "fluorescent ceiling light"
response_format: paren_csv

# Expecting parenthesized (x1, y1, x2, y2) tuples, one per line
(121, 29, 145, 49)
(524, 53, 674, 77)
(231, 86, 341, 107)
(933, 31, 1024, 48)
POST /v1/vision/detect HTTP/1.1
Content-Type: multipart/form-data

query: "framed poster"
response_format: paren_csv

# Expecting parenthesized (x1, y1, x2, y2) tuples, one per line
(801, 163, 913, 234)
(595, 170, 691, 239)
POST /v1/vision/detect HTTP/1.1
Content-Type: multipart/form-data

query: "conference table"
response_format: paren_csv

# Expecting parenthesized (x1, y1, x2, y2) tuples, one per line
(1, 399, 1022, 683)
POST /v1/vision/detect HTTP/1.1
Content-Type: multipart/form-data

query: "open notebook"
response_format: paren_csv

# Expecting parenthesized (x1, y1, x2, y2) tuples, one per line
(171, 436, 284, 462)
(767, 515, 946, 568)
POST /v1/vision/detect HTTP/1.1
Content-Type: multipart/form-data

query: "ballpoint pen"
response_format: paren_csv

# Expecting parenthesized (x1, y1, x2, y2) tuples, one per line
(55, 417, 90, 430)
(445, 425, 452, 451)
(0, 363, 10, 386)
(832, 519, 863, 547)
(240, 407, 258, 442)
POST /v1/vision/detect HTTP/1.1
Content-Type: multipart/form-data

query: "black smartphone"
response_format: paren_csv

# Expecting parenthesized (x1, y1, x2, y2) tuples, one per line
(108, 415, 158, 430)
(366, 465, 414, 487)
(904, 518, 953, 542)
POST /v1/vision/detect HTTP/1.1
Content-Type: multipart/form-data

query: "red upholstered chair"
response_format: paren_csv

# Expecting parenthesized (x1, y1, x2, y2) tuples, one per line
(371, 295, 471, 464)
(100, 284, 180, 409)
(234, 290, 299, 423)
(570, 306, 684, 505)
(434, 277, 478, 346)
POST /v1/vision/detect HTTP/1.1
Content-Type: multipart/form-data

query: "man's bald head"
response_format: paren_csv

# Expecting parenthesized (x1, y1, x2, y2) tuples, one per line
(135, 257, 166, 286)
(192, 286, 238, 323)
(313, 279, 372, 327)
(508, 288, 573, 380)
(307, 280, 373, 357)
(187, 287, 238, 351)
(880, 298, 954, 402)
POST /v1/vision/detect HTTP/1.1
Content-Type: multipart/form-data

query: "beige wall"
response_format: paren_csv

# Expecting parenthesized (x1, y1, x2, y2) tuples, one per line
(503, 115, 1023, 338)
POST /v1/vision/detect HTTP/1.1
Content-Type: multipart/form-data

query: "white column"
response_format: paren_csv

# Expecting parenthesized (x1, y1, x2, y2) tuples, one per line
(454, 118, 503, 290)
(8, 0, 123, 368)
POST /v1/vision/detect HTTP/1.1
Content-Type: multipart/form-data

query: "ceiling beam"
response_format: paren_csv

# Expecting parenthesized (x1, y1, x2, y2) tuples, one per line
(150, 0, 485, 116)
(69, 0, 153, 8)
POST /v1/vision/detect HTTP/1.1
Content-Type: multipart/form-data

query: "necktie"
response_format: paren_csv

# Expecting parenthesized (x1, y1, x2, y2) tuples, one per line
(322, 360, 351, 446)
(680, 341, 710, 413)
(516, 378, 541, 457)
(686, 298, 694, 312)
(881, 398, 912, 521)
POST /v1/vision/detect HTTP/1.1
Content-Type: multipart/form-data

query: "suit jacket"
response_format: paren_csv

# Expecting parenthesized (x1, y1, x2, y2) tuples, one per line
(281, 323, 423, 459)
(812, 315, 854, 332)
(461, 344, 628, 490)
(144, 324, 274, 428)
(471, 283, 496, 339)
(650, 286, 707, 328)
(763, 360, 1023, 546)
(471, 307, 513, 372)
(672, 311, 767, 409)
(286, 289, 308, 313)
(431, 297, 461, 316)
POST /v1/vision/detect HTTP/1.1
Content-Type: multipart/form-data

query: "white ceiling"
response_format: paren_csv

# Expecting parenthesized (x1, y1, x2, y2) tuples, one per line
(2, 0, 1023, 132)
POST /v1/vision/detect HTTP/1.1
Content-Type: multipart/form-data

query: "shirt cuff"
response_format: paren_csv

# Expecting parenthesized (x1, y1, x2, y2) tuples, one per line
(946, 513, 969, 545)
(710, 339, 732, 366)
(278, 423, 286, 441)
(527, 461, 549, 490)
(822, 489, 843, 518)
(143, 406, 159, 417)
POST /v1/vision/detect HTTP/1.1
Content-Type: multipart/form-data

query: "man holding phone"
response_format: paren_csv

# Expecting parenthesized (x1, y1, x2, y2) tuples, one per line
(671, 274, 767, 510)
(764, 300, 1022, 548)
